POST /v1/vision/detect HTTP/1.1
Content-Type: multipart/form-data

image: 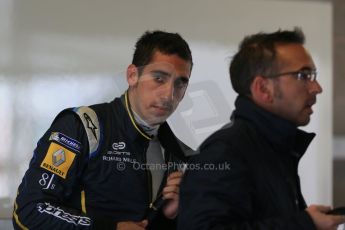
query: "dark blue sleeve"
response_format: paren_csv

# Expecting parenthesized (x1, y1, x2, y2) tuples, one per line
(12, 111, 94, 230)
(177, 140, 316, 230)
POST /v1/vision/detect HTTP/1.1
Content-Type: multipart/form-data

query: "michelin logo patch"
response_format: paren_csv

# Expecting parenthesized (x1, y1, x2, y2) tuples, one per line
(49, 132, 81, 153)
(40, 142, 76, 179)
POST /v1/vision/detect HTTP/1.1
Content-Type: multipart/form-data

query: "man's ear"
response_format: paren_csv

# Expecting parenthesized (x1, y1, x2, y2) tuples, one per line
(126, 64, 139, 87)
(250, 76, 274, 104)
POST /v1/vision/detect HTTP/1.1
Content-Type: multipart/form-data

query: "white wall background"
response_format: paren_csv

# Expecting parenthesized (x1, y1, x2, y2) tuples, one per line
(0, 0, 332, 221)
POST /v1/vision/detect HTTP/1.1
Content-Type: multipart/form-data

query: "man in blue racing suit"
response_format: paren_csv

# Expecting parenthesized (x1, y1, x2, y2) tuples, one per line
(13, 30, 194, 230)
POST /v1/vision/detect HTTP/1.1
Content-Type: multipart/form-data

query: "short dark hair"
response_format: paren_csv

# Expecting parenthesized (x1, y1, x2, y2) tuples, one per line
(229, 28, 305, 96)
(132, 30, 193, 70)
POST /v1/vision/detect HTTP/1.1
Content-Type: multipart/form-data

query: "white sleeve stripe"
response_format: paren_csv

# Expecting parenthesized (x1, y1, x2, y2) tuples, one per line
(74, 106, 100, 156)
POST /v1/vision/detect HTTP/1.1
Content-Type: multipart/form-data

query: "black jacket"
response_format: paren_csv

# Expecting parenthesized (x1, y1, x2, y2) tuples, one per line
(177, 96, 317, 230)
(13, 93, 190, 230)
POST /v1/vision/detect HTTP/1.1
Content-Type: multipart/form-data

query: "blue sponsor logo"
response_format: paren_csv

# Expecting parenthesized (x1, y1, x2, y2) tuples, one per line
(50, 132, 81, 152)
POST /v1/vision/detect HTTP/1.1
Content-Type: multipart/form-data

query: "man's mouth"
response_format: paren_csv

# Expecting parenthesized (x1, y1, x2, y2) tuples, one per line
(306, 97, 316, 107)
(153, 105, 171, 113)
(305, 98, 317, 114)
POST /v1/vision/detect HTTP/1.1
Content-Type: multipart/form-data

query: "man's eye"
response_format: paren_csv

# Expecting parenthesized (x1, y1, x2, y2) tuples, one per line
(152, 72, 168, 83)
(154, 76, 163, 82)
(175, 79, 189, 89)
(297, 71, 310, 80)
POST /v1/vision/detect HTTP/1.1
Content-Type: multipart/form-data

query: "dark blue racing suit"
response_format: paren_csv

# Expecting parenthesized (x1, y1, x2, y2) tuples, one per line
(13, 93, 192, 230)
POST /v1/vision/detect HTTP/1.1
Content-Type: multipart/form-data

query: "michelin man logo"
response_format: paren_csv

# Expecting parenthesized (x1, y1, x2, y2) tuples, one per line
(53, 149, 66, 167)
(50, 132, 59, 142)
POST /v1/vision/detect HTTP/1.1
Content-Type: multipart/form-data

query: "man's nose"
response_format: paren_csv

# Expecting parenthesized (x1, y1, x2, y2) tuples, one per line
(309, 80, 323, 95)
(159, 82, 174, 101)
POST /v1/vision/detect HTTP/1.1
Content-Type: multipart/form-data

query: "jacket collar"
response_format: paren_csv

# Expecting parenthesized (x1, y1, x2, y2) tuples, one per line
(109, 93, 151, 147)
(232, 96, 315, 158)
(113, 92, 180, 153)
(157, 122, 188, 162)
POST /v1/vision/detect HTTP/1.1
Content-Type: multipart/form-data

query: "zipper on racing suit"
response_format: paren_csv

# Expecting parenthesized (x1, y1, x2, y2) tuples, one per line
(143, 147, 153, 207)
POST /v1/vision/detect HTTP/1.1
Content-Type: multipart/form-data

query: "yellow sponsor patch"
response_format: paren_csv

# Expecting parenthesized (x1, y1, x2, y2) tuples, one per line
(40, 142, 76, 179)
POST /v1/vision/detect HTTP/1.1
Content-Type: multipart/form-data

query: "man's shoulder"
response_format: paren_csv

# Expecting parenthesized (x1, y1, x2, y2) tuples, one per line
(202, 119, 254, 147)
(54, 98, 116, 120)
(52, 99, 120, 156)
(192, 118, 260, 164)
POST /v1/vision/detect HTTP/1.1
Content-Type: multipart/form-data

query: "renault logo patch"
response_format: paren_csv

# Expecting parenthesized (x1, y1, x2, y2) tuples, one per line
(40, 142, 76, 179)
(53, 149, 65, 167)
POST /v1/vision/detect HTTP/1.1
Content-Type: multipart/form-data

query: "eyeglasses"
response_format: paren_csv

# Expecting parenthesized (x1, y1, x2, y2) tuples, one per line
(266, 69, 317, 82)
